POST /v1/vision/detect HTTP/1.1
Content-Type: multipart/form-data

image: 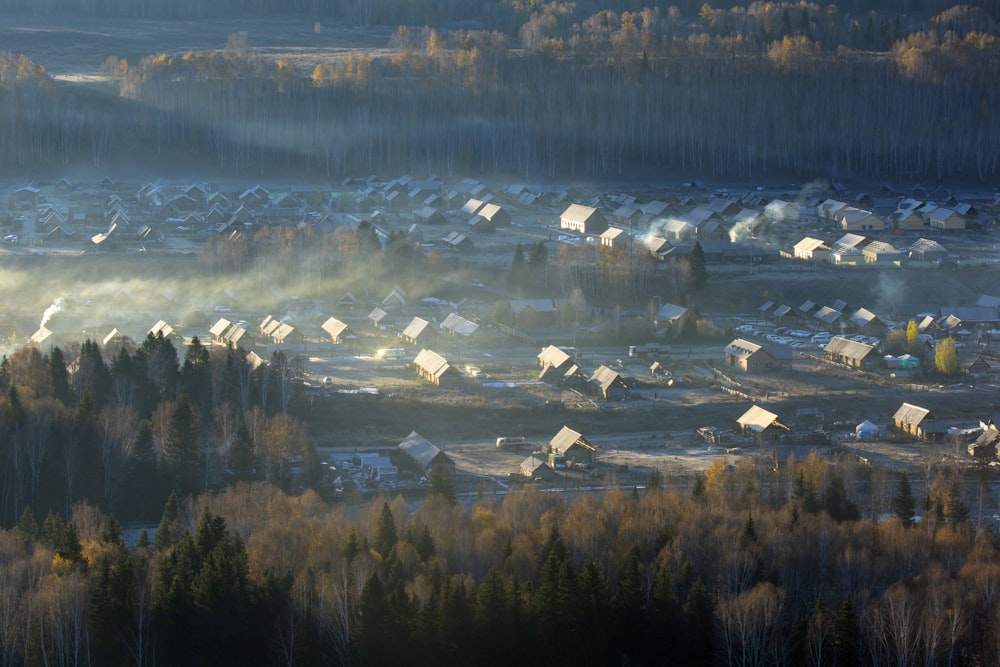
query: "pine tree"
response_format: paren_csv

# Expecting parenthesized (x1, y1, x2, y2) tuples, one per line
(832, 596, 860, 667)
(155, 490, 182, 551)
(892, 473, 916, 527)
(374, 502, 397, 557)
(689, 240, 708, 291)
(16, 506, 37, 547)
(947, 479, 970, 524)
(164, 394, 201, 494)
(48, 346, 73, 406)
(612, 544, 645, 661)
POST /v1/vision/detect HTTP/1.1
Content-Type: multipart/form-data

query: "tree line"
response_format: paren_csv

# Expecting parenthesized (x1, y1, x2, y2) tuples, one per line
(2, 3, 1000, 180)
(0, 331, 320, 527)
(0, 451, 997, 665)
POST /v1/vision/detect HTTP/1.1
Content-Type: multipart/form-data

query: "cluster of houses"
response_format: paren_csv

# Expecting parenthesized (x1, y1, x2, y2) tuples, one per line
(793, 232, 951, 266)
(537, 344, 631, 400)
(732, 400, 1000, 465)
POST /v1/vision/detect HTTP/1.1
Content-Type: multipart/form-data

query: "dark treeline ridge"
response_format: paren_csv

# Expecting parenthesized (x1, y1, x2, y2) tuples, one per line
(1, 458, 999, 665)
(0, 331, 322, 527)
(1, 0, 998, 22)
(3, 3, 1000, 180)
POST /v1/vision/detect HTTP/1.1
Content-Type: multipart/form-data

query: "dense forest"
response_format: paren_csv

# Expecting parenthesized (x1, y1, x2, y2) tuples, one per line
(2, 2, 1000, 180)
(0, 456, 997, 665)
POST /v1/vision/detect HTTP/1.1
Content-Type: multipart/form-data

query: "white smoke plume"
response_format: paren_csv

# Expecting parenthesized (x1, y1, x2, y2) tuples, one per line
(40, 297, 66, 330)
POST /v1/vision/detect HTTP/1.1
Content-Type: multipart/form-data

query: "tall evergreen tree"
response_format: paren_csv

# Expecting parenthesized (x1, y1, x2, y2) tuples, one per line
(892, 473, 916, 527)
(832, 596, 860, 667)
(164, 394, 201, 494)
(48, 346, 73, 406)
(374, 501, 397, 557)
(689, 240, 708, 291)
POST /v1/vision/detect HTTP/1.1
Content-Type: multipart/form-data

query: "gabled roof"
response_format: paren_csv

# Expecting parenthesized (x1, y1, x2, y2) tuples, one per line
(440, 312, 479, 336)
(321, 317, 349, 340)
(148, 320, 175, 338)
(589, 365, 625, 393)
(538, 345, 572, 368)
(413, 349, 451, 379)
(893, 402, 932, 426)
(368, 307, 388, 323)
(848, 307, 879, 328)
(512, 299, 556, 315)
(834, 233, 867, 249)
(561, 203, 599, 224)
(824, 336, 876, 361)
(209, 318, 232, 337)
(402, 316, 431, 340)
(814, 306, 843, 325)
(654, 303, 689, 322)
(773, 304, 792, 318)
(461, 198, 485, 215)
(908, 238, 948, 254)
(398, 431, 451, 470)
(601, 227, 626, 241)
(736, 405, 789, 433)
(794, 237, 830, 253)
(549, 426, 598, 455)
(725, 338, 763, 361)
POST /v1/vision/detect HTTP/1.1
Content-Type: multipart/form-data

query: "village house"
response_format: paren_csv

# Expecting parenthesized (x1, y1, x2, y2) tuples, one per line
(793, 237, 832, 263)
(824, 336, 879, 369)
(653, 303, 690, 335)
(321, 317, 350, 344)
(588, 365, 627, 399)
(736, 405, 791, 445)
(891, 208, 925, 230)
(560, 204, 608, 234)
(511, 299, 557, 328)
(412, 349, 457, 385)
(401, 316, 433, 345)
(520, 453, 556, 480)
(397, 431, 455, 478)
(846, 308, 887, 336)
(893, 402, 945, 440)
(840, 207, 885, 231)
(928, 208, 966, 230)
(548, 426, 598, 468)
(600, 226, 627, 250)
(764, 199, 800, 222)
(724, 338, 793, 372)
(817, 199, 849, 221)
(477, 202, 511, 228)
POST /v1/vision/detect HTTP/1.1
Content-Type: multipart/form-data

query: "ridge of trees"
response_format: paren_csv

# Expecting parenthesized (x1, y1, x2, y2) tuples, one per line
(2, 2, 1000, 179)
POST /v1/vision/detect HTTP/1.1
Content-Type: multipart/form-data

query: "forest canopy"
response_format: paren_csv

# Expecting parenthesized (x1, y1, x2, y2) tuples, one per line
(1, 2, 999, 181)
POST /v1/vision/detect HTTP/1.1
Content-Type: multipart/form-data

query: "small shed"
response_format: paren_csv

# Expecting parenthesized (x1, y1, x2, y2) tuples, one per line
(521, 454, 556, 480)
